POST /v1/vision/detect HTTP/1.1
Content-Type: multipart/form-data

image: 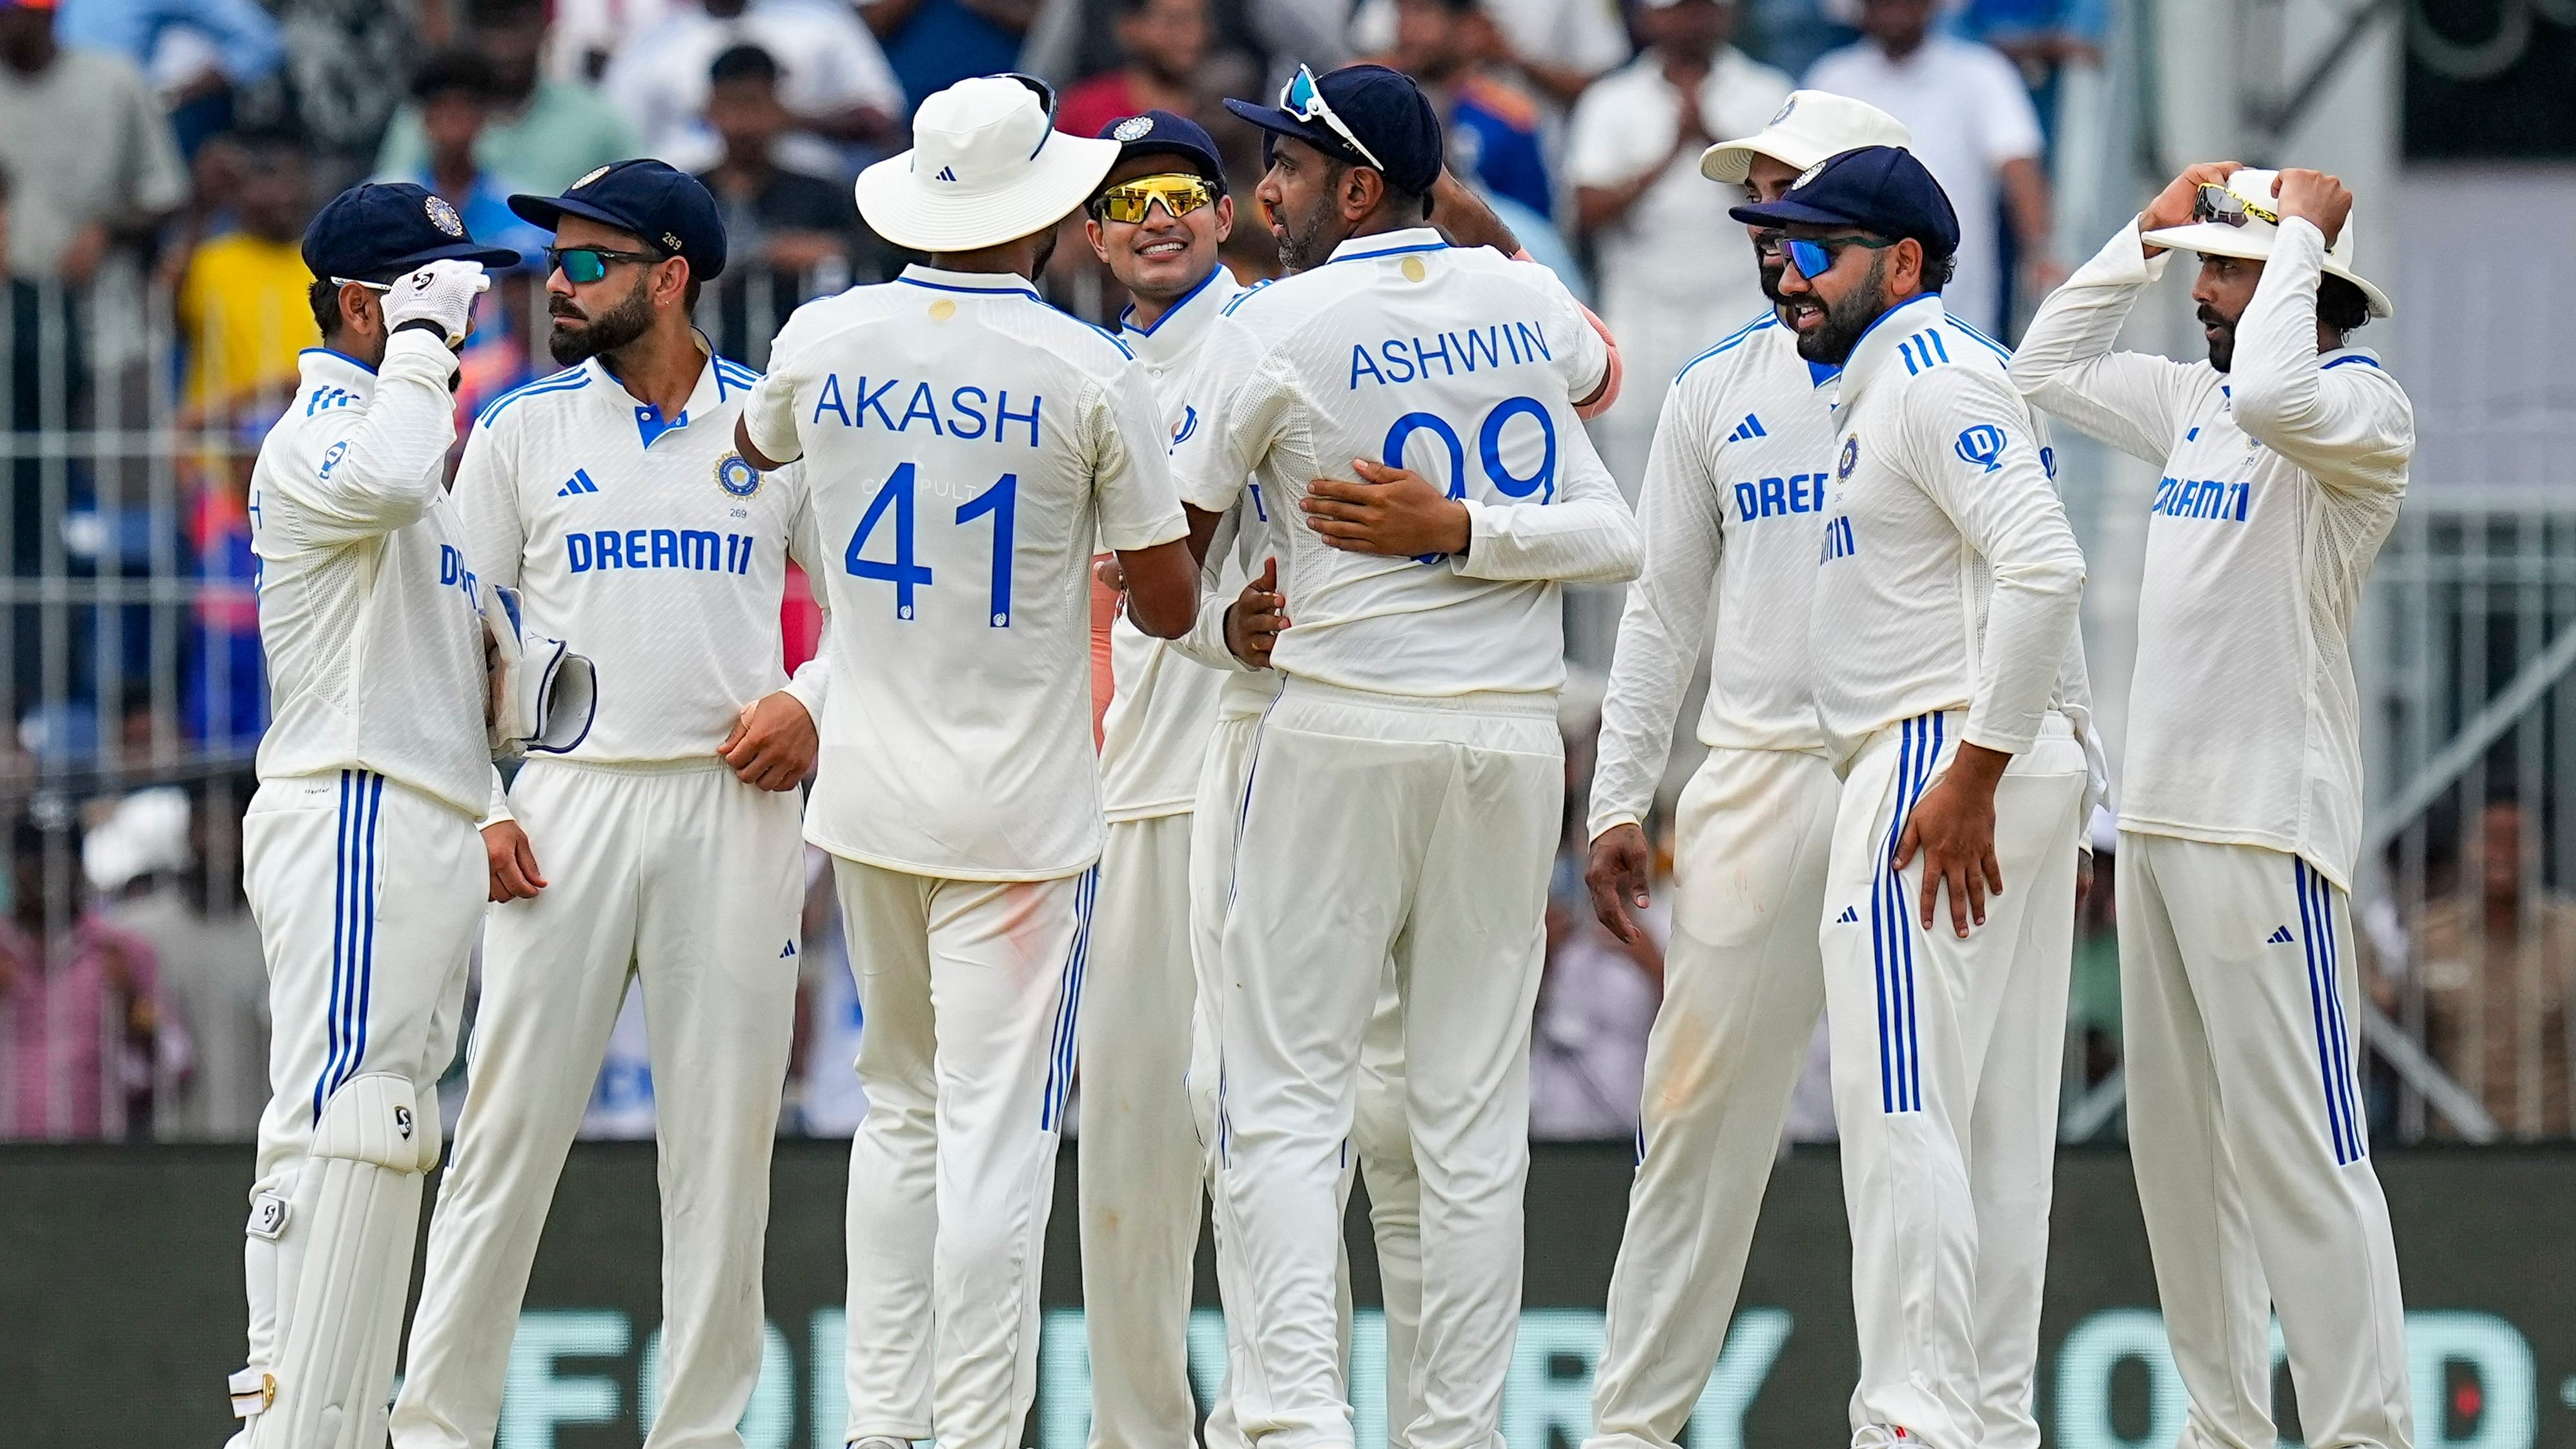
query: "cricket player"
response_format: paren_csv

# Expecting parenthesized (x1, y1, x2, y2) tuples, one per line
(1732, 147, 2090, 1449)
(1072, 110, 1252, 1449)
(731, 74, 1199, 1449)
(1580, 92, 1913, 1449)
(230, 184, 522, 1448)
(2011, 163, 2415, 1449)
(1179, 63, 1640, 1449)
(390, 161, 830, 1449)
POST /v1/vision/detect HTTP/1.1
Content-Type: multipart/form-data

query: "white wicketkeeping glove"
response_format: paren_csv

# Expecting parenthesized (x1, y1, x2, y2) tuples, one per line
(483, 582, 598, 760)
(383, 258, 492, 347)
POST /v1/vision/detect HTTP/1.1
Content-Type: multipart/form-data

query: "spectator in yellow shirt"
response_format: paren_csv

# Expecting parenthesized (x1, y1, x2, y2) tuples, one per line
(176, 138, 318, 422)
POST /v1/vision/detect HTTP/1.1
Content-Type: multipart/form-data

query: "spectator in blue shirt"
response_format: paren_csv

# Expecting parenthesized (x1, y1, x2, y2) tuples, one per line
(861, 0, 1030, 118)
(1391, 0, 1554, 221)
(55, 0, 283, 153)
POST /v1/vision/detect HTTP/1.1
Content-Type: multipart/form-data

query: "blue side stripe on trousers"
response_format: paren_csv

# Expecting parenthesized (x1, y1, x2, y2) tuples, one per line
(1039, 866, 1099, 1131)
(314, 770, 382, 1117)
(2295, 858, 2360, 1166)
(2318, 869, 2365, 1160)
(1871, 713, 1943, 1114)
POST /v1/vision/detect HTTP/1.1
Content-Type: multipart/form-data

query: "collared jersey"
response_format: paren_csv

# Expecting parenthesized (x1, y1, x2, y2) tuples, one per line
(745, 264, 1189, 880)
(1589, 312, 1839, 838)
(450, 349, 830, 774)
(1099, 266, 1244, 821)
(2011, 218, 2412, 888)
(249, 337, 492, 817)
(1178, 228, 1640, 698)
(1812, 293, 2085, 765)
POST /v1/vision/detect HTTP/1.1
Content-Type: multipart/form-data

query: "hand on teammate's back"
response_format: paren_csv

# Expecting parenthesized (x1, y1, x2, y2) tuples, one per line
(1302, 460, 1473, 557)
(1894, 742, 2012, 938)
(1225, 558, 1287, 668)
(2270, 167, 2353, 248)
(1584, 822, 1653, 945)
(484, 820, 546, 902)
(382, 259, 493, 347)
(720, 691, 819, 792)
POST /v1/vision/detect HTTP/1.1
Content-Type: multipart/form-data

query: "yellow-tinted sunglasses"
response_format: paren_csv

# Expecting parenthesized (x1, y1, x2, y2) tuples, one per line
(1091, 172, 1218, 225)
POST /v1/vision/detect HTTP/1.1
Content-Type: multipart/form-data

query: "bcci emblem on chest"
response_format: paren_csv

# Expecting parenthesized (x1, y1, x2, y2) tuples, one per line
(715, 453, 762, 498)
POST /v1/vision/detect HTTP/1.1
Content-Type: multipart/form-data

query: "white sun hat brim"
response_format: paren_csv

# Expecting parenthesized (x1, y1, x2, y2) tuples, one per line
(1701, 91, 1912, 185)
(855, 130, 1123, 254)
(2140, 219, 2395, 318)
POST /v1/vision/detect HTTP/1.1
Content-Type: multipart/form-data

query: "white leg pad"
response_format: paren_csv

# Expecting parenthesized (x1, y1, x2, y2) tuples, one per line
(246, 1074, 431, 1449)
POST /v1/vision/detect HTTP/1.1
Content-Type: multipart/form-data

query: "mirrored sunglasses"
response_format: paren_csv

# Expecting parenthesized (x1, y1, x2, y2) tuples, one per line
(1781, 234, 1898, 280)
(1279, 64, 1388, 172)
(1091, 173, 1217, 225)
(545, 245, 664, 285)
(2193, 183, 2278, 229)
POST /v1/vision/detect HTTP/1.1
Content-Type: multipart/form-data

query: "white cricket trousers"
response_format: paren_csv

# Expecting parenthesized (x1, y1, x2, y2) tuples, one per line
(1081, 810, 1207, 1449)
(1820, 711, 2086, 1449)
(2116, 833, 2414, 1449)
(238, 770, 484, 1446)
(1217, 679, 1560, 1449)
(1587, 746, 1838, 1449)
(391, 759, 804, 1449)
(1188, 709, 1426, 1449)
(837, 855, 1097, 1449)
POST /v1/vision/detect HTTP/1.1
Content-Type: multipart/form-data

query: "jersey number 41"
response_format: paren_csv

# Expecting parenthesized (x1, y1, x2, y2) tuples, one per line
(844, 462, 1016, 626)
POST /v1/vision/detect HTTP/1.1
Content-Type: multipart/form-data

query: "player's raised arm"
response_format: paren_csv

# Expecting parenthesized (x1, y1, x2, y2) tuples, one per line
(2226, 170, 2413, 492)
(271, 265, 489, 546)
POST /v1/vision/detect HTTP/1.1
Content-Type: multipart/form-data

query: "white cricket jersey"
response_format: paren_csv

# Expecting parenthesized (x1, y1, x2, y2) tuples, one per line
(1098, 267, 1244, 821)
(744, 264, 1189, 880)
(249, 336, 492, 818)
(450, 349, 831, 799)
(1178, 228, 1641, 698)
(2011, 218, 2411, 887)
(1812, 293, 2085, 766)
(1588, 312, 1841, 839)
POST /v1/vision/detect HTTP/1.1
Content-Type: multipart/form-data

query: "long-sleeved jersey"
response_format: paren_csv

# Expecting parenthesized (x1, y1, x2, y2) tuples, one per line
(1098, 267, 1246, 821)
(2011, 218, 2411, 887)
(1176, 227, 1641, 697)
(1588, 312, 1841, 839)
(744, 265, 1189, 881)
(250, 336, 492, 817)
(450, 349, 831, 817)
(1812, 293, 2085, 765)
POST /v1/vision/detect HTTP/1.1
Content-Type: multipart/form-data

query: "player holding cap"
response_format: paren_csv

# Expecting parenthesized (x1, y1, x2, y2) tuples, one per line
(1580, 91, 1910, 1449)
(228, 183, 521, 1448)
(1181, 62, 1640, 1449)
(733, 74, 1198, 1449)
(2010, 164, 2414, 1449)
(1068, 108, 1256, 1449)
(1732, 148, 2091, 1449)
(389, 160, 831, 1449)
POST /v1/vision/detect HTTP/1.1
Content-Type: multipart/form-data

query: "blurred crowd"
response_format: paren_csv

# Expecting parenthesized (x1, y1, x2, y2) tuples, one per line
(3, 0, 2562, 1146)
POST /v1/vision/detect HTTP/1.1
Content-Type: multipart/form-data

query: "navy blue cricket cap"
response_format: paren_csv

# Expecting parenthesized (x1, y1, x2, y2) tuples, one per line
(509, 159, 728, 281)
(301, 181, 523, 283)
(1098, 110, 1227, 190)
(1728, 145, 1960, 259)
(1223, 63, 1443, 200)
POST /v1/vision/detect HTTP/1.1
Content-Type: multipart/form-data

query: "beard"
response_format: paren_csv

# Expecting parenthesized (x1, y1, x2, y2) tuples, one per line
(549, 276, 656, 365)
(2199, 303, 2238, 373)
(1272, 192, 1338, 274)
(1793, 251, 1892, 365)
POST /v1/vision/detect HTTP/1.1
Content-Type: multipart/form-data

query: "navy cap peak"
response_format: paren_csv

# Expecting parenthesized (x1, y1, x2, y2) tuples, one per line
(1728, 144, 1961, 259)
(302, 181, 524, 283)
(510, 158, 728, 281)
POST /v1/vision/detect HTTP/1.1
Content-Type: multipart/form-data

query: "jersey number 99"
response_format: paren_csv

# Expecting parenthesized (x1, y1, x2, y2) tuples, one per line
(1383, 396, 1557, 564)
(844, 463, 1017, 626)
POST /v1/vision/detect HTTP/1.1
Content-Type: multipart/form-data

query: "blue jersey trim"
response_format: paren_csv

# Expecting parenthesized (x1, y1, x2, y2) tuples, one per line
(1121, 266, 1224, 338)
(1331, 239, 1451, 264)
(1219, 278, 1278, 316)
(2320, 354, 2382, 371)
(476, 369, 592, 426)
(894, 275, 1045, 301)
(1080, 319, 1138, 359)
(299, 347, 379, 376)
(1942, 316, 2014, 362)
(1808, 359, 1842, 387)
(1676, 313, 1780, 383)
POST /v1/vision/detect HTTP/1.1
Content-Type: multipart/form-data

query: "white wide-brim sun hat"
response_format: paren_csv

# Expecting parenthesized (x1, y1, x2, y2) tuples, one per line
(1701, 90, 1912, 185)
(2139, 166, 2395, 318)
(855, 75, 1123, 254)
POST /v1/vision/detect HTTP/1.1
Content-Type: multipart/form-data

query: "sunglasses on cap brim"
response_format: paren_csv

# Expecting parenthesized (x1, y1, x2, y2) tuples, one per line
(2193, 183, 2279, 229)
(1279, 65, 1389, 174)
